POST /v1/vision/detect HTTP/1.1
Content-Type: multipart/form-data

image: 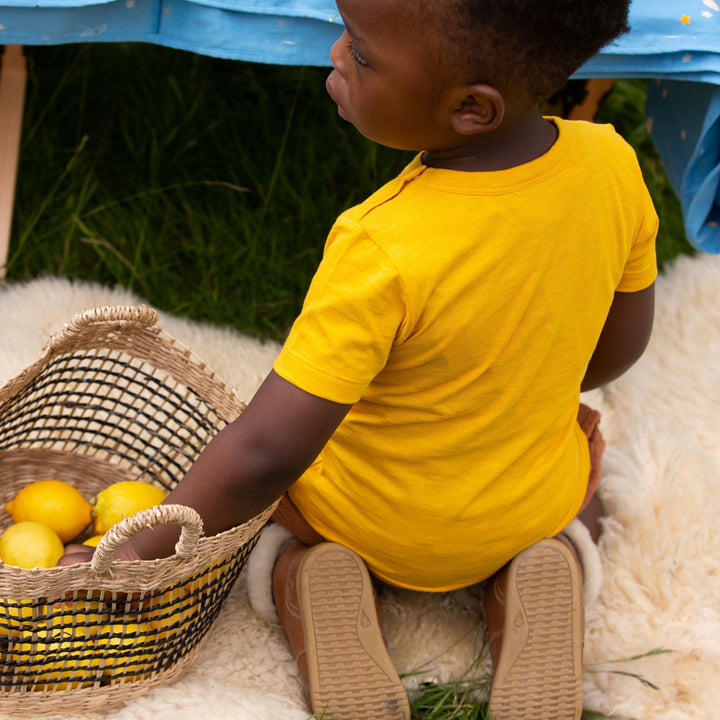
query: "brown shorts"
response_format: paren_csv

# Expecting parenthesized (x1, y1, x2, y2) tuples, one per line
(576, 402, 605, 512)
(271, 402, 605, 545)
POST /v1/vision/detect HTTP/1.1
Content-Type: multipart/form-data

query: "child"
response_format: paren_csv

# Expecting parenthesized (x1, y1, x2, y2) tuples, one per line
(61, 1, 658, 718)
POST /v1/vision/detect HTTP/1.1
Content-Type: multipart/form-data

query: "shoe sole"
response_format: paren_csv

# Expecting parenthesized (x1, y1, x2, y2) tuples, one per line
(297, 542, 410, 720)
(488, 537, 583, 720)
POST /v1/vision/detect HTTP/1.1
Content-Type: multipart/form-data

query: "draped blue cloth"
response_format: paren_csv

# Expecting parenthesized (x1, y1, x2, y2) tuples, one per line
(1, 0, 719, 251)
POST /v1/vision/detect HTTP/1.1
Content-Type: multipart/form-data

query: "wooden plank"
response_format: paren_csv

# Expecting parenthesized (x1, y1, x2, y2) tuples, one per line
(0, 45, 27, 279)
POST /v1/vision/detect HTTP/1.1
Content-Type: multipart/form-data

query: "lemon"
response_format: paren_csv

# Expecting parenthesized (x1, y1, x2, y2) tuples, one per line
(0, 596, 104, 642)
(82, 535, 104, 547)
(6, 480, 92, 543)
(9, 635, 79, 688)
(0, 521, 65, 569)
(91, 481, 168, 535)
(8, 599, 111, 690)
(95, 621, 156, 679)
(9, 630, 98, 690)
(147, 593, 188, 641)
(0, 598, 46, 637)
(49, 598, 104, 639)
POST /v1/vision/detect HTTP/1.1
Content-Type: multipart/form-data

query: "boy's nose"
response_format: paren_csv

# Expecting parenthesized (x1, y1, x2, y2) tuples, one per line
(329, 32, 348, 76)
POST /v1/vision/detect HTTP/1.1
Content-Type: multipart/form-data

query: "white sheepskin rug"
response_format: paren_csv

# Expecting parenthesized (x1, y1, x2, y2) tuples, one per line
(0, 250, 718, 720)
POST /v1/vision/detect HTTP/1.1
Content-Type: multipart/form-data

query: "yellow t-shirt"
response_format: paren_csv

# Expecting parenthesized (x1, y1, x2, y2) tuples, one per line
(274, 119, 658, 591)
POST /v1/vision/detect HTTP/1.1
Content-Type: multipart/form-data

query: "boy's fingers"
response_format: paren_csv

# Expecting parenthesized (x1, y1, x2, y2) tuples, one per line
(56, 544, 96, 566)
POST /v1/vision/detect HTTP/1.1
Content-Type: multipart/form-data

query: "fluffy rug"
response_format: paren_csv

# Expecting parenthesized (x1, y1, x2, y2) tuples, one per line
(0, 251, 718, 720)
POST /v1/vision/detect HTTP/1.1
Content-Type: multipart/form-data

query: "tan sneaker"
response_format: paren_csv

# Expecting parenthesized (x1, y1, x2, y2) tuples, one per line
(273, 541, 410, 720)
(484, 537, 584, 720)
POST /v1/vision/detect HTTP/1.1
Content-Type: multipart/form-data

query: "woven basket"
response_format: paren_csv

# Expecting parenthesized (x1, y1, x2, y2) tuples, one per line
(0, 305, 277, 714)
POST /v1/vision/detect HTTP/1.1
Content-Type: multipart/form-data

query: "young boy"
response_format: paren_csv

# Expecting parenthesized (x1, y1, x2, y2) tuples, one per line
(61, 1, 657, 718)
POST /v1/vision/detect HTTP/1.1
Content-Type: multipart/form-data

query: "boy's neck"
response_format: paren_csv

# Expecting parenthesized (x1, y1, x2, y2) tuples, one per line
(423, 111, 559, 172)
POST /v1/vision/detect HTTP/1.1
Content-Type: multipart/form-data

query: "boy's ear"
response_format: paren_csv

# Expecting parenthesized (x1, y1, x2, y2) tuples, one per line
(449, 84, 505, 135)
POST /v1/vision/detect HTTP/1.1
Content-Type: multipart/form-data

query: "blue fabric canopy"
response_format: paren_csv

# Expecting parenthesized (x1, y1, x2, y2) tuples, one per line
(0, 0, 342, 65)
(1, 0, 719, 251)
(577, 2, 720, 253)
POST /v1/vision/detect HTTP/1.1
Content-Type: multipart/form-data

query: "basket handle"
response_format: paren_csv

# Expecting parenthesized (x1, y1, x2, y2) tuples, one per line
(44, 305, 159, 354)
(90, 504, 204, 577)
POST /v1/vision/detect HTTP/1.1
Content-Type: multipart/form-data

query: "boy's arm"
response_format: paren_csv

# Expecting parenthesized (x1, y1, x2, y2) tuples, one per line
(581, 282, 655, 391)
(59, 370, 352, 563)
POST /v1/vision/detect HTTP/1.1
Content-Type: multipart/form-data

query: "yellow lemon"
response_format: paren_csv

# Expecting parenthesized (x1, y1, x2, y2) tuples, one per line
(48, 598, 105, 639)
(8, 629, 98, 690)
(0, 596, 104, 641)
(82, 535, 104, 547)
(145, 597, 187, 641)
(6, 480, 92, 543)
(95, 621, 157, 680)
(0, 522, 65, 569)
(91, 481, 168, 535)
(0, 598, 47, 637)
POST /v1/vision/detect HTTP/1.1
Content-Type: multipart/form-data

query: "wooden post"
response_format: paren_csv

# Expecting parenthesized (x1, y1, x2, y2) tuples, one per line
(567, 78, 617, 122)
(0, 45, 27, 279)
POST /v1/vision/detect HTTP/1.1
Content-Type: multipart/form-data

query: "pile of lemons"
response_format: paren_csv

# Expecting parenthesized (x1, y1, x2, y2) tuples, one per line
(0, 479, 168, 569)
(0, 480, 178, 691)
(1, 597, 163, 689)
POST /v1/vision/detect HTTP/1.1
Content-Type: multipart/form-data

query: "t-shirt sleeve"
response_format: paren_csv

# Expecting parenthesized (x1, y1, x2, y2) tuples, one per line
(274, 216, 407, 404)
(616, 164, 659, 293)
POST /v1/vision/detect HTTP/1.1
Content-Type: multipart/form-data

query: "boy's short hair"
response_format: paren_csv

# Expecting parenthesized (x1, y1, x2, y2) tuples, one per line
(449, 0, 631, 102)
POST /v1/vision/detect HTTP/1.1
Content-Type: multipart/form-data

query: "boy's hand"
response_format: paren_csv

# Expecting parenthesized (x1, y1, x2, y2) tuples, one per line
(127, 370, 351, 560)
(55, 371, 351, 565)
(56, 544, 95, 566)
(56, 541, 142, 566)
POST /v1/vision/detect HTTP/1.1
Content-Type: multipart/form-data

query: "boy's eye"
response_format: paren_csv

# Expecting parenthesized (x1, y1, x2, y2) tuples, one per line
(347, 40, 370, 67)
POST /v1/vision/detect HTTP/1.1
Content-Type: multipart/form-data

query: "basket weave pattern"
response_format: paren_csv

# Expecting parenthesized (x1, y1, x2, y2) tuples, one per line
(0, 306, 275, 714)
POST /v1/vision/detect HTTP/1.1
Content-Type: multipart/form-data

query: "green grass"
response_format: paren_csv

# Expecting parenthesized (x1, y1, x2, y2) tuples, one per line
(8, 44, 693, 342)
(8, 43, 411, 340)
